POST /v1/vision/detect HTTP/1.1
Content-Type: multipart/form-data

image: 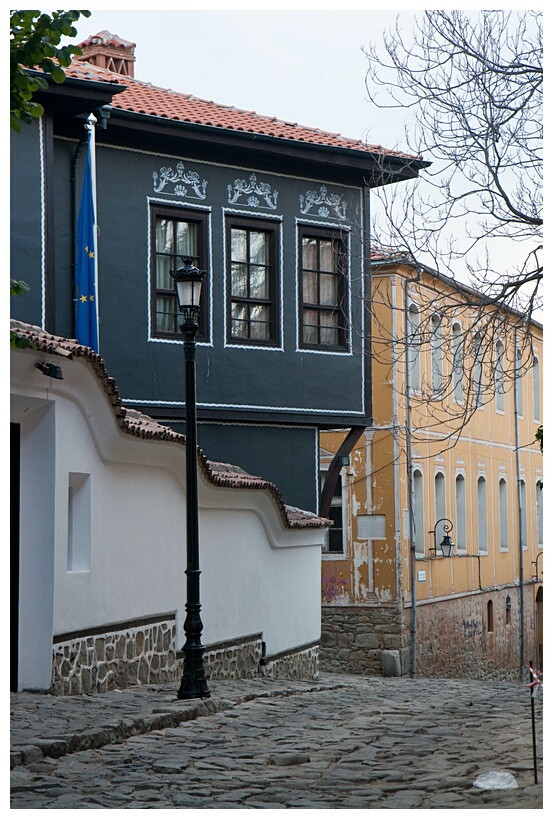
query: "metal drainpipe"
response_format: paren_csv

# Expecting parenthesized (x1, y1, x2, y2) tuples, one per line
(513, 330, 525, 681)
(405, 266, 422, 678)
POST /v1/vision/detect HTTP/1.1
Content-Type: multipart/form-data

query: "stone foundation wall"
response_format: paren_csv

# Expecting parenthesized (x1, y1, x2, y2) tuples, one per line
(261, 644, 319, 680)
(320, 605, 409, 676)
(320, 584, 539, 680)
(202, 636, 263, 680)
(415, 585, 537, 681)
(51, 623, 319, 695)
(51, 620, 181, 695)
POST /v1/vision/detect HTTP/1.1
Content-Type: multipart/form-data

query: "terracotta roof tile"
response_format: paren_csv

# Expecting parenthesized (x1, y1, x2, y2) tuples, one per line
(64, 59, 419, 161)
(11, 320, 330, 530)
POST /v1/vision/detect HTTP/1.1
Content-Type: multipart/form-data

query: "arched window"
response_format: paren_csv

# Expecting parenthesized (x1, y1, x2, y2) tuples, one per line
(431, 314, 443, 394)
(413, 468, 424, 556)
(487, 600, 494, 632)
(499, 478, 508, 551)
(533, 357, 540, 422)
(516, 349, 523, 418)
(455, 474, 466, 552)
(407, 304, 421, 392)
(478, 476, 488, 554)
(495, 340, 505, 412)
(452, 323, 463, 403)
(473, 332, 484, 408)
(520, 479, 527, 548)
(536, 481, 543, 548)
(434, 471, 446, 528)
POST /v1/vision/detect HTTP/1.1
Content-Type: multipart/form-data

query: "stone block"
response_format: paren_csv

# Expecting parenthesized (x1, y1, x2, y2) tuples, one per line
(381, 649, 401, 677)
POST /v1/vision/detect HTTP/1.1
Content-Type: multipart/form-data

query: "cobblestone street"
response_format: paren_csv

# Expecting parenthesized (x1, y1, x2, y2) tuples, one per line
(11, 673, 543, 809)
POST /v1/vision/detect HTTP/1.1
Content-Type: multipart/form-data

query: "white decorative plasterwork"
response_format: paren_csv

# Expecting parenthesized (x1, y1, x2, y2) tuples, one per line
(227, 173, 278, 210)
(299, 186, 347, 220)
(152, 162, 208, 199)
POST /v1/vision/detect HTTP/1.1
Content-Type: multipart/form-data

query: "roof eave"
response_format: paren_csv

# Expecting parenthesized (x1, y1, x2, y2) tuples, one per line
(108, 106, 429, 183)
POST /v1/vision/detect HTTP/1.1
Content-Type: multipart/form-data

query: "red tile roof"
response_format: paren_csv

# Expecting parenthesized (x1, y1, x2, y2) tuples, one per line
(11, 319, 330, 530)
(65, 56, 419, 161)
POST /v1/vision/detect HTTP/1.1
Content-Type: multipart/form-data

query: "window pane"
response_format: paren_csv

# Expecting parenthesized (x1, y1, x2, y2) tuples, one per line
(231, 302, 248, 338)
(302, 237, 317, 270)
(231, 263, 248, 297)
(175, 221, 196, 257)
(320, 274, 338, 306)
(533, 358, 540, 421)
(249, 265, 269, 299)
(231, 229, 247, 262)
(478, 477, 487, 553)
(320, 327, 338, 346)
(303, 271, 317, 304)
(328, 504, 344, 553)
(303, 309, 318, 344)
(320, 312, 338, 346)
(156, 296, 176, 333)
(455, 475, 466, 551)
(249, 304, 270, 339)
(156, 219, 173, 253)
(413, 470, 424, 555)
(249, 231, 268, 265)
(319, 239, 334, 272)
(156, 255, 173, 290)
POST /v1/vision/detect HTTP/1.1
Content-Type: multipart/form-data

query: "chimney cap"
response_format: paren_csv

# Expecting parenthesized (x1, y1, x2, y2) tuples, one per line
(74, 31, 136, 78)
(77, 30, 136, 53)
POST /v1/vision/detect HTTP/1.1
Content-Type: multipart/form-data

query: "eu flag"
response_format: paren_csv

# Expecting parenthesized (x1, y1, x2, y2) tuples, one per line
(75, 131, 99, 352)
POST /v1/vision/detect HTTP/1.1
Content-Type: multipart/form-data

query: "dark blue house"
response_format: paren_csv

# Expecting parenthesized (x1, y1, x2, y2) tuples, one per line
(10, 31, 426, 513)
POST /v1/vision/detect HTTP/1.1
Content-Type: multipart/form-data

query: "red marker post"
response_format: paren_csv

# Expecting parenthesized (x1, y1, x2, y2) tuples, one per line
(527, 661, 542, 784)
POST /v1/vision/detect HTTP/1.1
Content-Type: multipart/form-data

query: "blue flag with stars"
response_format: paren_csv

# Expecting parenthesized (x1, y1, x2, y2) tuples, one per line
(75, 131, 98, 352)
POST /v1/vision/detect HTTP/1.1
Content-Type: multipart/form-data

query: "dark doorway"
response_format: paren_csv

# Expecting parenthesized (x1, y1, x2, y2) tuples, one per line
(11, 423, 20, 692)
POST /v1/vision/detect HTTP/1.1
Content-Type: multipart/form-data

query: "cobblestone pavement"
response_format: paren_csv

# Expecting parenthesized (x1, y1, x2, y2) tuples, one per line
(11, 673, 543, 809)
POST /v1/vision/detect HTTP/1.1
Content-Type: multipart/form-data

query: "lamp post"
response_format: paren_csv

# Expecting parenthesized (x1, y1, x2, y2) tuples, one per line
(171, 256, 210, 700)
(429, 518, 455, 558)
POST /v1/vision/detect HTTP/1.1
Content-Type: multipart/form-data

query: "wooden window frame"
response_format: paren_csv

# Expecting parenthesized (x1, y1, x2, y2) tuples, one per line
(150, 205, 209, 340)
(226, 215, 280, 347)
(299, 224, 349, 351)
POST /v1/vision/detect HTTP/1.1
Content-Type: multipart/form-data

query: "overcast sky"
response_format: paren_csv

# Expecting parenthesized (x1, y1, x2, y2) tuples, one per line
(68, 5, 423, 154)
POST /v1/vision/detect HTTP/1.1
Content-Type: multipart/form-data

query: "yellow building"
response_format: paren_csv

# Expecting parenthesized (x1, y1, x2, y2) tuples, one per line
(320, 254, 543, 679)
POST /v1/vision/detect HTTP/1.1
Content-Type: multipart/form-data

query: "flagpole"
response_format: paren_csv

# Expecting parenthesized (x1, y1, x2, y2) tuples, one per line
(86, 113, 99, 351)
(74, 115, 99, 354)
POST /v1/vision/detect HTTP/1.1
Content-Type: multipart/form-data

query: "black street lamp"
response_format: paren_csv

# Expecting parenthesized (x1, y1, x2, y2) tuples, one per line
(429, 518, 455, 558)
(171, 256, 210, 700)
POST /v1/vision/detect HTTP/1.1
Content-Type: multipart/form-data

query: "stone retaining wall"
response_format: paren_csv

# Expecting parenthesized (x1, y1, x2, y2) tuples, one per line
(262, 644, 319, 680)
(51, 621, 181, 695)
(320, 584, 539, 680)
(51, 623, 319, 695)
(414, 585, 537, 680)
(320, 604, 409, 676)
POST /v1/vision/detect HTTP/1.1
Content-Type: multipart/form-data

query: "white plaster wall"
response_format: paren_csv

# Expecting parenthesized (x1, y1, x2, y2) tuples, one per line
(11, 348, 323, 688)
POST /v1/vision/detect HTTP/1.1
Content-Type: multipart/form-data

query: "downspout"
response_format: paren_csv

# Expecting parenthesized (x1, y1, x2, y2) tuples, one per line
(514, 330, 525, 681)
(405, 266, 422, 678)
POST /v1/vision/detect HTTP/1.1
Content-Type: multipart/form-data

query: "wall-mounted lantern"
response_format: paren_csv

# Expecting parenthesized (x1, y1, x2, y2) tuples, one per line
(429, 518, 455, 558)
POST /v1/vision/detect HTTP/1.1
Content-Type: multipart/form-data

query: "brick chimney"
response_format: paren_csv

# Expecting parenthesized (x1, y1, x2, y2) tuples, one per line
(75, 31, 136, 77)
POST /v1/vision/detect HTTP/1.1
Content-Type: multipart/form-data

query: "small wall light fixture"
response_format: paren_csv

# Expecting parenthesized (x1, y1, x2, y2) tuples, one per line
(429, 518, 455, 557)
(532, 551, 543, 582)
(35, 361, 63, 380)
